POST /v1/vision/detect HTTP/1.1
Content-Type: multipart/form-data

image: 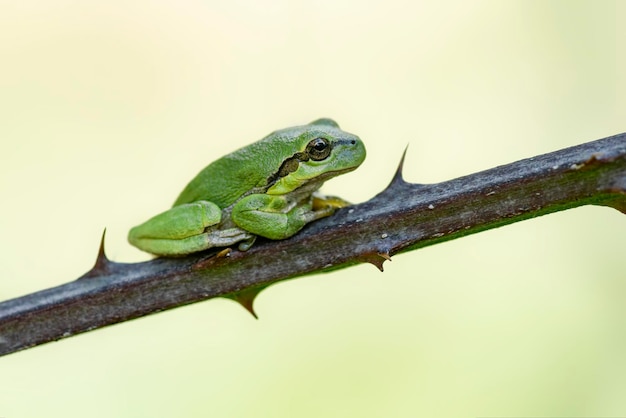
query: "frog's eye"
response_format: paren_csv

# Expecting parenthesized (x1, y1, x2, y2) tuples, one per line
(306, 138, 331, 161)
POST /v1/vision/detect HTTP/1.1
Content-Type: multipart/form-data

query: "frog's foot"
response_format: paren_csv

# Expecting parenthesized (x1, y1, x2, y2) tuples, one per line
(132, 228, 254, 257)
(312, 193, 351, 211)
(204, 228, 256, 250)
(237, 235, 257, 251)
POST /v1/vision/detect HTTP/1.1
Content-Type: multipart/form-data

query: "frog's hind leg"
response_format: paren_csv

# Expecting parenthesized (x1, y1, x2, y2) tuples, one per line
(128, 201, 223, 256)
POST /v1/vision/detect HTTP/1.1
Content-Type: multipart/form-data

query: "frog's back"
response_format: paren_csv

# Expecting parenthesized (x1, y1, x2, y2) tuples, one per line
(173, 131, 300, 208)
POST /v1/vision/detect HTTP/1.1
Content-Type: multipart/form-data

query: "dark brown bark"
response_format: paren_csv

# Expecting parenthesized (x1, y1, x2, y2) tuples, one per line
(0, 132, 624, 357)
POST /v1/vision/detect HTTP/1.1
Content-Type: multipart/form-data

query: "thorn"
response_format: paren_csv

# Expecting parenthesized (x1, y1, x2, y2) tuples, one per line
(612, 203, 626, 214)
(80, 229, 113, 279)
(228, 287, 266, 319)
(388, 145, 409, 187)
(600, 196, 626, 214)
(598, 178, 626, 214)
(359, 251, 392, 272)
(377, 251, 392, 262)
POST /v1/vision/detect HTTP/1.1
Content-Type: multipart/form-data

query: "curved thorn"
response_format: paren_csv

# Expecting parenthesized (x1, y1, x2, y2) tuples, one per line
(359, 252, 388, 272)
(387, 145, 409, 188)
(97, 228, 108, 261)
(81, 229, 112, 279)
(600, 196, 626, 214)
(228, 287, 265, 319)
(377, 251, 392, 262)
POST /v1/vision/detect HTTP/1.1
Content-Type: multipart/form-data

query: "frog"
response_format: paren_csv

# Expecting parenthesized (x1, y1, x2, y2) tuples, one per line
(128, 118, 366, 256)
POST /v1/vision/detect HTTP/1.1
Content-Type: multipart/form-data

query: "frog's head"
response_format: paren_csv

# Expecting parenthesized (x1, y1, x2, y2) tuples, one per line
(266, 118, 366, 195)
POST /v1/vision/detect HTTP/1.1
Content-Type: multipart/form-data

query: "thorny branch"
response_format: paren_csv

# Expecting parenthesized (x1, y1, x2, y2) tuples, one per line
(0, 132, 624, 357)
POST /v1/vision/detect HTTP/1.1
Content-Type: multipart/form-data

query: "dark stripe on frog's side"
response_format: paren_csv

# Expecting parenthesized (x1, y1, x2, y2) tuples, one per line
(265, 152, 310, 186)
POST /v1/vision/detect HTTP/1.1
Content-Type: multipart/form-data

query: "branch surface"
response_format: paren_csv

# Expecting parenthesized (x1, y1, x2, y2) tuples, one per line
(1, 132, 625, 357)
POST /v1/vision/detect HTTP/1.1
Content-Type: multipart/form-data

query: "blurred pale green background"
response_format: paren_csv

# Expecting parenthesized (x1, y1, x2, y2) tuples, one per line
(1, 0, 624, 416)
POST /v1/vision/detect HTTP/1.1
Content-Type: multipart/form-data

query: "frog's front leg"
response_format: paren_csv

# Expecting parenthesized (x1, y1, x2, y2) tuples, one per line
(128, 201, 252, 256)
(231, 194, 337, 241)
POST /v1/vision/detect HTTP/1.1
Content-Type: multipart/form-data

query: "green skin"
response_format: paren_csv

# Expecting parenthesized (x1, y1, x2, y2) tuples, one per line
(128, 118, 366, 256)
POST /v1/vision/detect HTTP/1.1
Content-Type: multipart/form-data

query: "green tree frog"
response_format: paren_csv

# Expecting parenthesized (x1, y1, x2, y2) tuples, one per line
(128, 118, 366, 256)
